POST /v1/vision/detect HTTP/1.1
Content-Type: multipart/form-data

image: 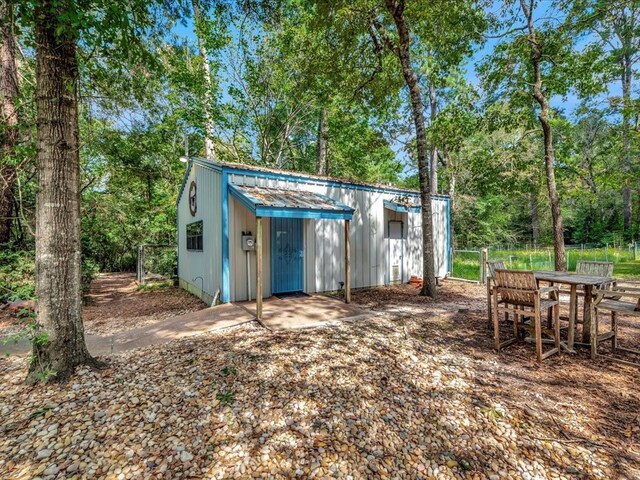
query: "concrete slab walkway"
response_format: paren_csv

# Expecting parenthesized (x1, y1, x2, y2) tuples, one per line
(2, 294, 370, 357)
(1, 303, 254, 357)
(238, 294, 369, 331)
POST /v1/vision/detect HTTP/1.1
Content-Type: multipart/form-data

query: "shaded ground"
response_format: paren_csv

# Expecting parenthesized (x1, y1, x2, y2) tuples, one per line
(1, 277, 639, 479)
(83, 273, 207, 335)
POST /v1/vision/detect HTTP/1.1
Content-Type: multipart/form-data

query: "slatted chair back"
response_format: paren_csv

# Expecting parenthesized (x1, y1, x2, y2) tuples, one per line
(487, 260, 506, 280)
(575, 260, 613, 277)
(494, 269, 538, 306)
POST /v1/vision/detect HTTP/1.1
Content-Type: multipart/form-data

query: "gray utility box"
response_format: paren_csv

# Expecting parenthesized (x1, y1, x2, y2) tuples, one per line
(242, 234, 256, 251)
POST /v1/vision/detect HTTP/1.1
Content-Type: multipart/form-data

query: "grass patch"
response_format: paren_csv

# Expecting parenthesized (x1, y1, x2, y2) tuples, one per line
(138, 280, 173, 292)
(452, 247, 640, 281)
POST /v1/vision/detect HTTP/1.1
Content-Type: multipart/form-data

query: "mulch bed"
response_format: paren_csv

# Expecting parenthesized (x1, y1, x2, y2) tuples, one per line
(0, 277, 639, 479)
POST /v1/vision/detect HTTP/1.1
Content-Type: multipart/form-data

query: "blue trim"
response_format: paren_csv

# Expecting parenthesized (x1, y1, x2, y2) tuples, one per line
(384, 199, 421, 213)
(257, 207, 352, 220)
(446, 197, 452, 274)
(228, 184, 257, 215)
(176, 158, 222, 206)
(176, 161, 193, 206)
(221, 171, 230, 303)
(186, 157, 449, 198)
(228, 183, 354, 220)
(176, 195, 180, 279)
(224, 165, 418, 197)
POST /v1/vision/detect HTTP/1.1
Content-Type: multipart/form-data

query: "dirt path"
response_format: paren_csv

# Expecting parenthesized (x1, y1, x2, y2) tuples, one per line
(1, 273, 217, 356)
(83, 273, 207, 335)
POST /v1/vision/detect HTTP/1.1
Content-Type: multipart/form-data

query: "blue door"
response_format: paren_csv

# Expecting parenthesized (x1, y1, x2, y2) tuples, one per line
(271, 218, 304, 293)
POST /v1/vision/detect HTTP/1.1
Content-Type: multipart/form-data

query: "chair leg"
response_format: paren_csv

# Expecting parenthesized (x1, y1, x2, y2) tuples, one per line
(534, 301, 543, 362)
(487, 282, 493, 330)
(493, 290, 500, 351)
(593, 307, 599, 355)
(553, 303, 560, 351)
(513, 305, 520, 339)
(547, 282, 554, 329)
(612, 311, 617, 353)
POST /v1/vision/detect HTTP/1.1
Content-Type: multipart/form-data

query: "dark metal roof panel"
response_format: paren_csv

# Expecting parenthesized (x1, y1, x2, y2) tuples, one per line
(235, 185, 351, 211)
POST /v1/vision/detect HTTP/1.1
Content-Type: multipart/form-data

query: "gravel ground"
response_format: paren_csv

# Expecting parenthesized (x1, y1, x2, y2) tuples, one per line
(1, 279, 639, 479)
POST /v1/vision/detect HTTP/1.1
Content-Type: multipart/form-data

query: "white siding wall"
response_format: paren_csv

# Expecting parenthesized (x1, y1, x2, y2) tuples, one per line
(227, 172, 450, 301)
(177, 163, 222, 304)
(229, 199, 272, 301)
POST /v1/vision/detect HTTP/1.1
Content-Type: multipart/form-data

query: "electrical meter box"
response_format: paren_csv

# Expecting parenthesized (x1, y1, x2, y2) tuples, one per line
(242, 233, 256, 251)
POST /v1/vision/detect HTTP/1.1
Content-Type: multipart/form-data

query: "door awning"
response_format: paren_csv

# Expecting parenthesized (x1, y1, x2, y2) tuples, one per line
(384, 199, 421, 213)
(229, 184, 354, 220)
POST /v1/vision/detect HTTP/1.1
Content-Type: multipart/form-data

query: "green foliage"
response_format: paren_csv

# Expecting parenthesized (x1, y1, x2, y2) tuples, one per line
(0, 249, 35, 302)
(4, 0, 640, 293)
(216, 390, 234, 405)
(0, 249, 100, 304)
(138, 280, 173, 292)
(220, 366, 237, 376)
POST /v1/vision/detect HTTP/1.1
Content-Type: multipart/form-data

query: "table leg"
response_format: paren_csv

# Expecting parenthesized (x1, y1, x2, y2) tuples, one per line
(486, 281, 492, 330)
(568, 284, 577, 350)
(547, 281, 554, 328)
(582, 284, 593, 345)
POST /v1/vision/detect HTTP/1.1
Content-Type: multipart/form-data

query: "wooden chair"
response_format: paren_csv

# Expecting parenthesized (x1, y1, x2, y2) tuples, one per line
(592, 283, 640, 363)
(576, 260, 614, 277)
(486, 260, 506, 329)
(492, 269, 561, 362)
(556, 260, 614, 331)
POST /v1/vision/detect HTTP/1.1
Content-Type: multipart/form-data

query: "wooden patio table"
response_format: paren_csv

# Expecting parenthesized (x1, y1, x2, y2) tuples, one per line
(534, 271, 615, 354)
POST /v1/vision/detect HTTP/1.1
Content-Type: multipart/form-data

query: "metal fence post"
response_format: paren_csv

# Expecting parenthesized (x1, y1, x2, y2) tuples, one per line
(635, 241, 638, 261)
(137, 245, 145, 284)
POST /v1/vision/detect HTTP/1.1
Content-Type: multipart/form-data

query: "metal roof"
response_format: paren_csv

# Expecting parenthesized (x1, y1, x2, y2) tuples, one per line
(229, 184, 354, 220)
(384, 198, 421, 213)
(177, 156, 452, 206)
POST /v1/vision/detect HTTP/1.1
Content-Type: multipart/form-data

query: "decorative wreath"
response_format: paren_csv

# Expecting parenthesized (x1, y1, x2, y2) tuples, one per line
(189, 181, 197, 216)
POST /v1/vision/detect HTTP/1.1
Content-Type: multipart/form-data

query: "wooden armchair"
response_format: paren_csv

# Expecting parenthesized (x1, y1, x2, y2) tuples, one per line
(557, 260, 615, 330)
(576, 260, 614, 277)
(486, 260, 506, 329)
(592, 284, 640, 363)
(492, 269, 561, 362)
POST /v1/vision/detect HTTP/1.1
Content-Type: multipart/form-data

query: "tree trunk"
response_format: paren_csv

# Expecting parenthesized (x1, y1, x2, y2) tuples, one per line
(192, 0, 215, 160)
(521, 0, 566, 271)
(621, 52, 632, 237)
(30, 0, 97, 382)
(448, 163, 456, 248)
(315, 107, 328, 175)
(428, 82, 438, 194)
(0, 1, 18, 244)
(385, 0, 437, 298)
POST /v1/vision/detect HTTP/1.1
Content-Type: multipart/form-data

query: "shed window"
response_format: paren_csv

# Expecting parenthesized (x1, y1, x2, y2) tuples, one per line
(186, 221, 203, 251)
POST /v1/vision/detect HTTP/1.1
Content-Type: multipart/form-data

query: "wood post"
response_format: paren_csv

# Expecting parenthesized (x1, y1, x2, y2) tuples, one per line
(567, 284, 577, 350)
(256, 216, 263, 319)
(481, 248, 488, 284)
(345, 219, 351, 304)
(583, 284, 594, 346)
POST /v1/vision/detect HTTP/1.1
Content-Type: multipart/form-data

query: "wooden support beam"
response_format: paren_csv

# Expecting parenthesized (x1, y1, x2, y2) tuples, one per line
(345, 219, 351, 304)
(256, 216, 263, 319)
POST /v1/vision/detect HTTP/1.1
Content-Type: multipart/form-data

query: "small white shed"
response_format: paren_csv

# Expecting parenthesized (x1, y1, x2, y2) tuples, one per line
(176, 158, 451, 309)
